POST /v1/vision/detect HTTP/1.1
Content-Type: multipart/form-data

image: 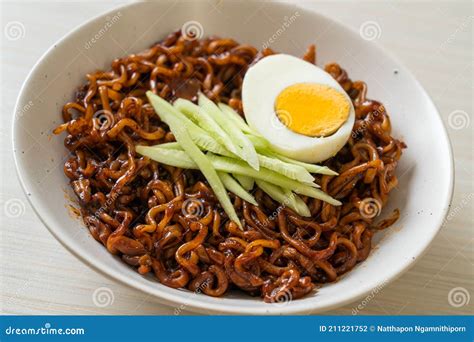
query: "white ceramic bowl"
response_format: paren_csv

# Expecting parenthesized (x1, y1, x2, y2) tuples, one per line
(13, 0, 454, 314)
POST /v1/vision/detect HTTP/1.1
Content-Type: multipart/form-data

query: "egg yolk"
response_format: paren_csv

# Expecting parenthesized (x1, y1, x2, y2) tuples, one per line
(274, 83, 350, 137)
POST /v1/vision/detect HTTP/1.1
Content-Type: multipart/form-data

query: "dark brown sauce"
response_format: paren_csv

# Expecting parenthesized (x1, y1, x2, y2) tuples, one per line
(169, 77, 201, 101)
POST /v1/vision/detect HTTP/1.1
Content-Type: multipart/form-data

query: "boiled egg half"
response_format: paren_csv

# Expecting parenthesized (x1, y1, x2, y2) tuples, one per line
(242, 54, 355, 163)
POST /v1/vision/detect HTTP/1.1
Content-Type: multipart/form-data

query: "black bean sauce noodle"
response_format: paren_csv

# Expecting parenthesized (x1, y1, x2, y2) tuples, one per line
(53, 31, 405, 302)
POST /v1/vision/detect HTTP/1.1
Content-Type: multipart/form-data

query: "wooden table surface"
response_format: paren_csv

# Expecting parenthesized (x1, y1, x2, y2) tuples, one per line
(1, 0, 472, 315)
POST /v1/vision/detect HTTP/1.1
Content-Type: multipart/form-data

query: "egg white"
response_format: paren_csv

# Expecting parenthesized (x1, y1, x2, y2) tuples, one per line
(242, 54, 355, 163)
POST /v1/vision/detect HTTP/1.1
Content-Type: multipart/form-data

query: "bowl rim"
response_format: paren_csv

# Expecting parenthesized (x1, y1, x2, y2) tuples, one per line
(12, 0, 455, 314)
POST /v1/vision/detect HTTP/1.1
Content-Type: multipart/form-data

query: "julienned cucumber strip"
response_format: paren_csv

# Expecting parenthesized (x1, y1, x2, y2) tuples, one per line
(137, 146, 340, 206)
(198, 94, 259, 171)
(155, 99, 214, 143)
(206, 153, 319, 186)
(255, 180, 311, 217)
(247, 134, 270, 151)
(208, 155, 342, 205)
(276, 154, 338, 176)
(137, 146, 317, 189)
(257, 154, 314, 183)
(283, 187, 311, 217)
(151, 101, 227, 156)
(170, 95, 336, 177)
(136, 145, 196, 169)
(257, 149, 337, 176)
(218, 103, 255, 135)
(159, 139, 314, 183)
(159, 139, 234, 158)
(188, 132, 229, 156)
(173, 98, 240, 156)
(143, 92, 339, 212)
(218, 172, 257, 206)
(233, 174, 254, 191)
(137, 146, 256, 204)
(146, 92, 243, 229)
(243, 133, 337, 176)
(156, 142, 181, 150)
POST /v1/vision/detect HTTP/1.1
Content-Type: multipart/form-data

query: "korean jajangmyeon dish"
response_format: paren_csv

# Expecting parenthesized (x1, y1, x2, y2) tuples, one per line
(54, 30, 405, 303)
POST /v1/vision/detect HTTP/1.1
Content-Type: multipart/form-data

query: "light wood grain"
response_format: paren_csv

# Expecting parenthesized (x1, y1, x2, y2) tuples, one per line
(1, 0, 472, 315)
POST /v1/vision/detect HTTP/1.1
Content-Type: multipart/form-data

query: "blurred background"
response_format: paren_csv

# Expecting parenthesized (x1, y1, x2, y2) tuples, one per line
(1, 0, 472, 315)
